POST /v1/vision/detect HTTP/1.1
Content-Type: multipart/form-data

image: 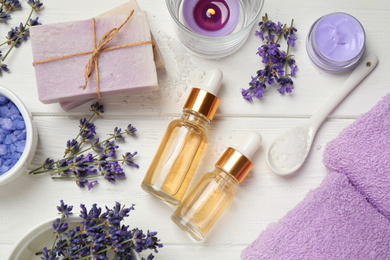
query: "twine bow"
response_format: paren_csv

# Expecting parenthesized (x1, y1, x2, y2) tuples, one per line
(33, 10, 153, 98)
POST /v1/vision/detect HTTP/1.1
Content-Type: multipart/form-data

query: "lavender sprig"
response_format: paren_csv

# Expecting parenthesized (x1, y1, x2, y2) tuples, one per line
(0, 0, 22, 23)
(0, 0, 43, 75)
(0, 50, 9, 76)
(38, 201, 163, 260)
(29, 102, 139, 190)
(242, 13, 298, 101)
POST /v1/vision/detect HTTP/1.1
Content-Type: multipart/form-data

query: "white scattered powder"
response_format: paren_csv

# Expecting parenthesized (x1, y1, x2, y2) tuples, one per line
(156, 33, 206, 103)
(269, 127, 310, 169)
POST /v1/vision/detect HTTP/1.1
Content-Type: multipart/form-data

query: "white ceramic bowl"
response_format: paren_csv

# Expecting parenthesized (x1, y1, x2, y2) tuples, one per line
(0, 85, 38, 186)
(9, 216, 80, 260)
(9, 216, 142, 260)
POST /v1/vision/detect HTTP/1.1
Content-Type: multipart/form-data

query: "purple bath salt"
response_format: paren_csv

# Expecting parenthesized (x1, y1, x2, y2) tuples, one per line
(0, 94, 26, 176)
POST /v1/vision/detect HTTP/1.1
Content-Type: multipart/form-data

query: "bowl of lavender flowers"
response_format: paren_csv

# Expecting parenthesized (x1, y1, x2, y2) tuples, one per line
(0, 84, 38, 186)
(9, 200, 163, 260)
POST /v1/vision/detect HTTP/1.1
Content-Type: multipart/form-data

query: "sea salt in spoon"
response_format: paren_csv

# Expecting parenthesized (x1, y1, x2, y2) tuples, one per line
(266, 54, 378, 175)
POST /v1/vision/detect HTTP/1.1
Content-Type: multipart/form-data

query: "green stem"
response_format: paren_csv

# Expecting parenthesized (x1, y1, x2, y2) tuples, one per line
(36, 209, 147, 259)
(30, 131, 127, 175)
(50, 214, 67, 255)
(30, 168, 56, 175)
(275, 24, 287, 44)
(2, 8, 33, 61)
(75, 238, 135, 260)
(56, 212, 132, 260)
(66, 133, 119, 158)
(47, 156, 127, 177)
(284, 19, 295, 76)
(48, 162, 78, 176)
(65, 130, 128, 159)
(64, 111, 97, 158)
(51, 174, 101, 180)
(0, 39, 14, 47)
(60, 222, 107, 257)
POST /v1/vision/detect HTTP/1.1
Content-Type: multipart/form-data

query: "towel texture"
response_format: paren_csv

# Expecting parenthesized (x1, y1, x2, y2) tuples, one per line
(323, 94, 390, 219)
(241, 93, 390, 260)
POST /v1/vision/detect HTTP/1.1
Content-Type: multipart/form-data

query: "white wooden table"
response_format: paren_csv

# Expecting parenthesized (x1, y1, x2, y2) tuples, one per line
(1, 0, 389, 259)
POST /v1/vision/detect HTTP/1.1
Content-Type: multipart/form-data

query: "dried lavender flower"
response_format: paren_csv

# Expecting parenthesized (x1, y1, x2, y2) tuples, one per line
(90, 101, 104, 116)
(56, 199, 73, 218)
(126, 124, 137, 136)
(0, 0, 21, 24)
(0, 0, 43, 75)
(29, 16, 40, 26)
(0, 50, 9, 76)
(123, 152, 139, 168)
(0, 12, 11, 23)
(38, 201, 163, 260)
(242, 13, 298, 101)
(27, 0, 42, 12)
(29, 102, 140, 190)
(2, 0, 22, 11)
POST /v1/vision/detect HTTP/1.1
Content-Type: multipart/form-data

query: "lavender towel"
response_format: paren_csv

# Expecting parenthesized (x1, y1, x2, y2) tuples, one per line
(241, 93, 390, 260)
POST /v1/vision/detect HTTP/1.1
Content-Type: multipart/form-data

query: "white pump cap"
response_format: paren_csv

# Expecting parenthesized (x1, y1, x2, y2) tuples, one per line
(236, 132, 262, 160)
(200, 68, 223, 96)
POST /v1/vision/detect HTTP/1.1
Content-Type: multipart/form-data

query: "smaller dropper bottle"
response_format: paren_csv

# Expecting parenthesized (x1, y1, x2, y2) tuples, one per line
(141, 69, 223, 206)
(171, 132, 262, 241)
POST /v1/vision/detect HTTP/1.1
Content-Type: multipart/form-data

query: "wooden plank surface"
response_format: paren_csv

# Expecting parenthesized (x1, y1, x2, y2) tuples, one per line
(0, 0, 389, 259)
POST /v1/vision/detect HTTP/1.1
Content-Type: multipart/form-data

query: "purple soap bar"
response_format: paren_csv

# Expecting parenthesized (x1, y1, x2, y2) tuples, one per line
(59, 0, 165, 111)
(30, 12, 158, 104)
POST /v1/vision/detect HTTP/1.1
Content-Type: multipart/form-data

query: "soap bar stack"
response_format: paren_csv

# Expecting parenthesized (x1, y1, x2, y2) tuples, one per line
(30, 1, 161, 110)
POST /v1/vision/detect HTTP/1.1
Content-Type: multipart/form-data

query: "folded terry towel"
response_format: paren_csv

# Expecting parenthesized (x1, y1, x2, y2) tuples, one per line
(241, 93, 390, 260)
(323, 94, 390, 220)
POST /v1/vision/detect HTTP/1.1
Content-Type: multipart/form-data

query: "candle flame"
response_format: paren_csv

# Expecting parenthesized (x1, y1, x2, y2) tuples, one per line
(207, 8, 216, 16)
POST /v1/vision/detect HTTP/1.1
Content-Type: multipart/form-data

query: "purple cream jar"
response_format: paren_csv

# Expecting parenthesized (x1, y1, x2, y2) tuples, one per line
(306, 12, 366, 72)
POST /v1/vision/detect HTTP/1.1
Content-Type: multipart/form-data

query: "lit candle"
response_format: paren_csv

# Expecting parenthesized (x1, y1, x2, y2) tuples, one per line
(183, 0, 240, 37)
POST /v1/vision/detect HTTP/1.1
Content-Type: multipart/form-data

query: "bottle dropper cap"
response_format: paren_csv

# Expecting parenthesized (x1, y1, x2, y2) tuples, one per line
(216, 132, 262, 183)
(183, 69, 223, 120)
(200, 68, 223, 96)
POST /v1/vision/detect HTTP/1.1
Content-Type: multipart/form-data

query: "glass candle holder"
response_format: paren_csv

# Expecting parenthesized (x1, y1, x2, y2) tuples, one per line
(306, 12, 366, 72)
(166, 0, 264, 59)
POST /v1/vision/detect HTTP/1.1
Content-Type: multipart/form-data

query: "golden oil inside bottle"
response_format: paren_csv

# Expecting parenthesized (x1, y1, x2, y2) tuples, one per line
(171, 133, 261, 241)
(171, 169, 238, 241)
(141, 110, 209, 205)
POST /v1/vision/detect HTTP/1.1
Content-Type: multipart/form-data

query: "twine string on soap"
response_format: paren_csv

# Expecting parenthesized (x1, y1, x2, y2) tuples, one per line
(32, 10, 153, 98)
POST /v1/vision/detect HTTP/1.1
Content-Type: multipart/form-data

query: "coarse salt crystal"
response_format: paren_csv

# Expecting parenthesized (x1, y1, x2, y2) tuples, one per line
(269, 127, 310, 169)
(0, 144, 7, 155)
(0, 95, 26, 175)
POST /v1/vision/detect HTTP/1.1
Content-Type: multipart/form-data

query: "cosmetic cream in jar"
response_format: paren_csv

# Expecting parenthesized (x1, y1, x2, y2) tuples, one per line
(306, 12, 365, 72)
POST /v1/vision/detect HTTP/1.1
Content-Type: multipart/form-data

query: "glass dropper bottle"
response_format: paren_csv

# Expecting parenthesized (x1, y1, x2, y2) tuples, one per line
(141, 69, 223, 205)
(171, 132, 262, 241)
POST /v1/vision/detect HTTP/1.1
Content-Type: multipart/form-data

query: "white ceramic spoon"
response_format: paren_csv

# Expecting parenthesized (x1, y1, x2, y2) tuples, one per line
(266, 54, 379, 175)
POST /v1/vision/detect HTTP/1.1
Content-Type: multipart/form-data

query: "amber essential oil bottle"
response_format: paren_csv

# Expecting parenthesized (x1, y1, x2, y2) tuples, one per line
(141, 69, 223, 205)
(171, 132, 262, 241)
